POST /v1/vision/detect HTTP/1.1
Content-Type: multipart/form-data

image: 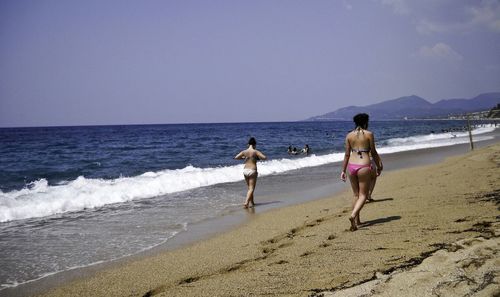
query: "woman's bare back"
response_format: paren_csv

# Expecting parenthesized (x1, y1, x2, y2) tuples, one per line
(235, 147, 266, 169)
(346, 129, 373, 165)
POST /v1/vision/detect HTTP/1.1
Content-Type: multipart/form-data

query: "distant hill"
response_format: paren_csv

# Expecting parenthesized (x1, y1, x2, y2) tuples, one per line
(306, 92, 500, 121)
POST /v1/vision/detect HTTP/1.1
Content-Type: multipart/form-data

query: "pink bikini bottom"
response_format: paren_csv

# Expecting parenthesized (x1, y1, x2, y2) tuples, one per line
(347, 163, 372, 176)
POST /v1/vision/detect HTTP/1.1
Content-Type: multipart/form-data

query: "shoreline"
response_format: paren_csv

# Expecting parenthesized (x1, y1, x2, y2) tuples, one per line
(34, 142, 499, 297)
(3, 135, 500, 297)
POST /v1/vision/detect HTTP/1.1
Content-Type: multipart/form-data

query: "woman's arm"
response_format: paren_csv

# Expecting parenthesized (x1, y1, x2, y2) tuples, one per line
(256, 150, 267, 160)
(234, 151, 245, 160)
(369, 134, 383, 175)
(340, 136, 351, 181)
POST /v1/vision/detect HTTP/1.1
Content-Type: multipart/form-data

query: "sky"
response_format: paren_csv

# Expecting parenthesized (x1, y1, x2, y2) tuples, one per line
(1, 0, 499, 127)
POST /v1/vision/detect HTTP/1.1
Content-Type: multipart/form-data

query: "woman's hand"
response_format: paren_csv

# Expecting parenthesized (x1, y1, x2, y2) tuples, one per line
(340, 171, 347, 182)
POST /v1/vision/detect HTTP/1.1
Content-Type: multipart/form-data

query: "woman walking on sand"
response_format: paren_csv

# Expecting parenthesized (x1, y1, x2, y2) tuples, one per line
(340, 113, 383, 231)
(235, 137, 267, 208)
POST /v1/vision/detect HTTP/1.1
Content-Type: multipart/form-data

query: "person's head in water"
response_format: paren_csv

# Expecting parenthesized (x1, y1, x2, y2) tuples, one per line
(353, 113, 369, 129)
(248, 137, 257, 148)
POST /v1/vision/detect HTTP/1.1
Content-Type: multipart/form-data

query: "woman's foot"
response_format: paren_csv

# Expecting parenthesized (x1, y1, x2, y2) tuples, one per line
(354, 214, 362, 225)
(349, 217, 357, 231)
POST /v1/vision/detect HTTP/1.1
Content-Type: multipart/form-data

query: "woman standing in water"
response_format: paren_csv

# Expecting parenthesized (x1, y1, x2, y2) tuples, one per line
(340, 113, 383, 231)
(235, 137, 267, 208)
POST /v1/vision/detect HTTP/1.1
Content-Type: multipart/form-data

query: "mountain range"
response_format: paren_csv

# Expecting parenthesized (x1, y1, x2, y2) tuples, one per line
(306, 92, 500, 121)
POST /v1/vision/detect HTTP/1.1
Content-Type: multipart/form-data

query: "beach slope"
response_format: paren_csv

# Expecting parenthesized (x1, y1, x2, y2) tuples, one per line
(38, 144, 500, 297)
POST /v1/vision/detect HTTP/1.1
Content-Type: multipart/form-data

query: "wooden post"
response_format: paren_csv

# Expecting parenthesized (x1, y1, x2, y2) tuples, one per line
(467, 114, 474, 150)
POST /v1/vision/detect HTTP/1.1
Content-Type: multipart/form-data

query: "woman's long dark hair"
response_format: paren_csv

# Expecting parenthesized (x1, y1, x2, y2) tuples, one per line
(353, 113, 369, 129)
(248, 137, 257, 148)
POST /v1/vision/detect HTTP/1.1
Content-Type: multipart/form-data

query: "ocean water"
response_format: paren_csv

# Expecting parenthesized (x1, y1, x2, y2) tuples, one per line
(0, 120, 497, 291)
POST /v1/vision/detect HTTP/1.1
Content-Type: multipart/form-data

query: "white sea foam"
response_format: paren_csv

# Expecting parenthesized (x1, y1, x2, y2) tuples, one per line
(0, 124, 497, 223)
(0, 225, 186, 290)
(379, 125, 496, 154)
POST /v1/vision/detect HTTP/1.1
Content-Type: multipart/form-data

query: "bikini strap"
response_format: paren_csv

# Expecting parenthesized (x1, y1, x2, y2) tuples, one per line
(352, 147, 370, 159)
(355, 127, 365, 138)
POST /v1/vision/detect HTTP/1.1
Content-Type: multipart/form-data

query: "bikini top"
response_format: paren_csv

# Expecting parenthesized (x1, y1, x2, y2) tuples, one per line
(245, 155, 260, 162)
(351, 148, 370, 158)
(351, 127, 370, 158)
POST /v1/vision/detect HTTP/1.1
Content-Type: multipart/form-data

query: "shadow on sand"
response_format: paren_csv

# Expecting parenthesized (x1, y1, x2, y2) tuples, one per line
(253, 201, 282, 207)
(361, 215, 401, 227)
(367, 197, 394, 203)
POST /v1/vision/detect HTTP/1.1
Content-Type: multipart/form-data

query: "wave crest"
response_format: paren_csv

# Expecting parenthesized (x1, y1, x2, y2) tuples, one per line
(0, 124, 496, 223)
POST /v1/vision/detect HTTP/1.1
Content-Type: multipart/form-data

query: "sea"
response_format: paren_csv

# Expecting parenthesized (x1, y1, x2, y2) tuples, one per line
(0, 120, 498, 292)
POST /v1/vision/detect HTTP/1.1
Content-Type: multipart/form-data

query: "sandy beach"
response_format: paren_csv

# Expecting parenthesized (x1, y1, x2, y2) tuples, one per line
(27, 143, 500, 297)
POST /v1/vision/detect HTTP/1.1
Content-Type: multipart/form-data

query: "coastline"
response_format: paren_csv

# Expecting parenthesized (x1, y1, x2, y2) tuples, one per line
(4, 136, 499, 297)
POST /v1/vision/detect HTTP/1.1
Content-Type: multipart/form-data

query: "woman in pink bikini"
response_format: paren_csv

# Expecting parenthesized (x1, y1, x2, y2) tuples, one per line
(235, 137, 267, 208)
(340, 113, 383, 231)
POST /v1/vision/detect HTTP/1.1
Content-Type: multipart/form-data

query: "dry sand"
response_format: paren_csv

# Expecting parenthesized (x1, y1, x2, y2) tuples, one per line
(322, 236, 499, 297)
(37, 144, 499, 297)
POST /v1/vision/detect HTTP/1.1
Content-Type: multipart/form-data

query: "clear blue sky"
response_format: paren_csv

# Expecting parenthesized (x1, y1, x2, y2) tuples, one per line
(1, 0, 499, 127)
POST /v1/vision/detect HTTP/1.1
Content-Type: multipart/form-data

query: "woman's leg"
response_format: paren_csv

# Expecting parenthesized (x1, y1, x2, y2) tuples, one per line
(368, 170, 377, 202)
(349, 168, 371, 231)
(348, 173, 359, 209)
(348, 173, 360, 230)
(244, 175, 257, 208)
(248, 176, 257, 206)
(243, 176, 250, 208)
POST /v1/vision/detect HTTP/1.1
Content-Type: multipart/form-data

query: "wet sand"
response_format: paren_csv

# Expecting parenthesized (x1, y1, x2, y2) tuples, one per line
(28, 143, 500, 296)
